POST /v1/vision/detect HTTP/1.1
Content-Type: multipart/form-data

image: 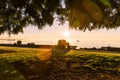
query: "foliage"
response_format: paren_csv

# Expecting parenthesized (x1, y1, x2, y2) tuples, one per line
(27, 42, 35, 46)
(17, 40, 22, 45)
(57, 39, 70, 50)
(52, 46, 69, 58)
(0, 0, 120, 34)
(52, 40, 70, 57)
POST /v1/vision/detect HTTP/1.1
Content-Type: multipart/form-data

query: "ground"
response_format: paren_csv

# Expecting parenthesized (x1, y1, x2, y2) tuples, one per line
(0, 46, 120, 80)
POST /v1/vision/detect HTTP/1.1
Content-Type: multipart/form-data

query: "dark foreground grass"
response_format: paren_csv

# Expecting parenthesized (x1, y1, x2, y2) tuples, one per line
(0, 46, 120, 80)
(50, 50, 120, 80)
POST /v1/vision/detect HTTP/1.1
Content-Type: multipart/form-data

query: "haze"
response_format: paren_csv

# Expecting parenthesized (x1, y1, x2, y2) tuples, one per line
(0, 21, 120, 48)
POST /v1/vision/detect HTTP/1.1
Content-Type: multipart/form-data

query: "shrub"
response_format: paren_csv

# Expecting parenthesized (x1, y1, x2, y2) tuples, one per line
(57, 39, 70, 51)
(27, 42, 35, 46)
(51, 40, 70, 57)
(17, 40, 22, 45)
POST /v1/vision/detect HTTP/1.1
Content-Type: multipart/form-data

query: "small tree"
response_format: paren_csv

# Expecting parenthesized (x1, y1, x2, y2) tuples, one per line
(52, 40, 70, 57)
(27, 42, 35, 46)
(57, 39, 70, 51)
(13, 43, 17, 45)
(17, 40, 22, 45)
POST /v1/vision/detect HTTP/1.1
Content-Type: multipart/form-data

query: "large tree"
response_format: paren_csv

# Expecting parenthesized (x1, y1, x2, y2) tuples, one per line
(0, 0, 120, 34)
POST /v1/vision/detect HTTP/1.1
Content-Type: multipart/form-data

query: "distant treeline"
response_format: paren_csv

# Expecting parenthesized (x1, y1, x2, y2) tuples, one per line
(0, 44, 52, 48)
(101, 47, 120, 52)
(0, 43, 77, 49)
(80, 47, 120, 52)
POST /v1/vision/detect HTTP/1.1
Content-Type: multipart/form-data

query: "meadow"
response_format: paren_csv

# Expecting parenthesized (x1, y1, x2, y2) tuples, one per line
(0, 46, 120, 80)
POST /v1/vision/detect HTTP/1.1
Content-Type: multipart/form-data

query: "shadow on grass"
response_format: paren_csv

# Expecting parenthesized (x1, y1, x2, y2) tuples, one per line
(3, 48, 120, 80)
(11, 59, 53, 80)
(0, 60, 25, 80)
(0, 49, 16, 54)
(10, 48, 69, 80)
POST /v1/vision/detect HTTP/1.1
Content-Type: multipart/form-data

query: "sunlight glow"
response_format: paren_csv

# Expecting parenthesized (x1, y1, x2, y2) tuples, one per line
(63, 31, 71, 36)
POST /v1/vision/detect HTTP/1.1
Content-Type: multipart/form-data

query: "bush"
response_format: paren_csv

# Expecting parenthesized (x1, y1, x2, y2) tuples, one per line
(17, 40, 22, 45)
(57, 39, 70, 51)
(27, 42, 35, 46)
(92, 47, 97, 50)
(52, 46, 69, 58)
(51, 40, 70, 58)
(13, 43, 17, 45)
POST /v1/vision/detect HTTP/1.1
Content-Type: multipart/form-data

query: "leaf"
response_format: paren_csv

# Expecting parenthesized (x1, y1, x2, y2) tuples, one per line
(82, 0, 103, 22)
(99, 0, 111, 7)
(69, 0, 91, 29)
(0, 17, 3, 26)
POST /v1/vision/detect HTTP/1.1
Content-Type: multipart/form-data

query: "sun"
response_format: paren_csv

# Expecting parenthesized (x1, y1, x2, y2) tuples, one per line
(63, 31, 71, 36)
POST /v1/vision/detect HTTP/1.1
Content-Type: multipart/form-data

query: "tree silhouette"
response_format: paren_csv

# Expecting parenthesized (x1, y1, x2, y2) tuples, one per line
(17, 40, 22, 45)
(0, 0, 120, 34)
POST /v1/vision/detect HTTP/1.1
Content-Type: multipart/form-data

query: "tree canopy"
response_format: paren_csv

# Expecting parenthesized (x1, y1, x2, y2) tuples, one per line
(0, 0, 120, 34)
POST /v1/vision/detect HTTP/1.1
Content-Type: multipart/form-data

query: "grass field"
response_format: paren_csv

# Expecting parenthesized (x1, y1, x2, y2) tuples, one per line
(0, 46, 120, 80)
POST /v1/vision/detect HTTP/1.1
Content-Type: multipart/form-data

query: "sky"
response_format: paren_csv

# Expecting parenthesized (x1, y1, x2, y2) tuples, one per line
(0, 21, 120, 48)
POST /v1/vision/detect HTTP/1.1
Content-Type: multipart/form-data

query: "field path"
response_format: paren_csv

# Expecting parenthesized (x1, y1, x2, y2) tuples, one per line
(12, 49, 53, 80)
(37, 49, 52, 61)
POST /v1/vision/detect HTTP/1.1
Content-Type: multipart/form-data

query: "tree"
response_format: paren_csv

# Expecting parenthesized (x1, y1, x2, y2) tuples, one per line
(0, 0, 120, 34)
(27, 42, 35, 46)
(57, 39, 70, 50)
(52, 39, 70, 56)
(17, 40, 22, 45)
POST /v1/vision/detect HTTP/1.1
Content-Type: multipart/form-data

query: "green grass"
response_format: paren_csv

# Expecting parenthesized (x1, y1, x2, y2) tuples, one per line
(65, 50, 120, 71)
(66, 50, 120, 57)
(0, 60, 26, 80)
(50, 50, 120, 80)
(0, 46, 120, 80)
(0, 46, 47, 62)
(0, 46, 47, 80)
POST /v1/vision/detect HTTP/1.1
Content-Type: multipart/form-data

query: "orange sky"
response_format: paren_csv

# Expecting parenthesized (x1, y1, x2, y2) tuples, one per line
(0, 21, 120, 48)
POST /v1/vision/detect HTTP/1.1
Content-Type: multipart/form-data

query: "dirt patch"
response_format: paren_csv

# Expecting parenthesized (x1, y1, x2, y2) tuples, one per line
(37, 49, 52, 61)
